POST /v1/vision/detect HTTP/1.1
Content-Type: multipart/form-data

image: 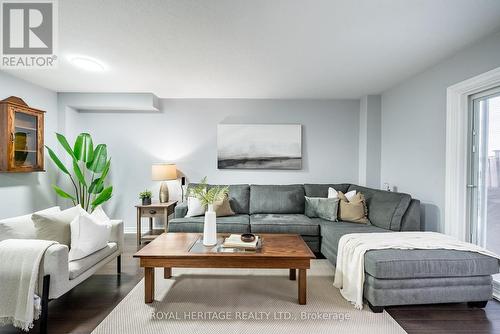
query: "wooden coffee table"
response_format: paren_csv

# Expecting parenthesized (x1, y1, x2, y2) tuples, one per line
(133, 233, 315, 305)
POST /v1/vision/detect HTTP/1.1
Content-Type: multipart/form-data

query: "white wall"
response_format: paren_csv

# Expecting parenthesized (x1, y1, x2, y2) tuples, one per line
(381, 30, 500, 232)
(61, 98, 360, 231)
(0, 72, 58, 219)
(358, 95, 381, 188)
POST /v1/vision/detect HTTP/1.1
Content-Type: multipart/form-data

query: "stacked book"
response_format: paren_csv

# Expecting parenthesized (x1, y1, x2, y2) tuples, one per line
(222, 234, 260, 251)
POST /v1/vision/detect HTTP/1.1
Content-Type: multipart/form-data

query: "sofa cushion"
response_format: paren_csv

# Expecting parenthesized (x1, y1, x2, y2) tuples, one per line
(187, 184, 250, 214)
(69, 242, 117, 279)
(364, 249, 500, 279)
(168, 214, 250, 234)
(249, 185, 305, 214)
(304, 184, 351, 197)
(317, 219, 389, 253)
(347, 185, 411, 231)
(250, 214, 319, 236)
(215, 184, 250, 214)
(186, 184, 250, 214)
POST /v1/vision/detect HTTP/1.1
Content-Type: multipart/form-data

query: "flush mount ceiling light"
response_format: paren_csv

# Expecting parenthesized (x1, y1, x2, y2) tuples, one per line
(69, 56, 106, 72)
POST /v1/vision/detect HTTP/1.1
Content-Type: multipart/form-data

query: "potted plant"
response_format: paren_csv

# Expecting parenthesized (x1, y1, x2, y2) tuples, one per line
(189, 177, 228, 246)
(139, 190, 153, 205)
(45, 133, 113, 212)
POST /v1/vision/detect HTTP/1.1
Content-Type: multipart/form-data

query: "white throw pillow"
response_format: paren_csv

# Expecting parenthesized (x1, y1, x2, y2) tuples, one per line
(32, 205, 86, 246)
(328, 187, 338, 199)
(91, 205, 111, 223)
(0, 206, 60, 241)
(68, 211, 111, 261)
(328, 187, 356, 201)
(344, 190, 357, 201)
(185, 197, 205, 217)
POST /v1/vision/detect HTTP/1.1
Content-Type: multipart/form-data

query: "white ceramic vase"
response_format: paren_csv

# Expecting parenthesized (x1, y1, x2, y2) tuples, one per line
(203, 204, 217, 246)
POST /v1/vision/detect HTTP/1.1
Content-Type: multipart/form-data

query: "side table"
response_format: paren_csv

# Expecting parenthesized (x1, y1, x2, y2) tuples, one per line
(136, 201, 177, 246)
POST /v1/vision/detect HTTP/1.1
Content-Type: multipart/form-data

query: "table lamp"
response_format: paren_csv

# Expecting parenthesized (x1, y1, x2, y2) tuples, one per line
(152, 163, 177, 203)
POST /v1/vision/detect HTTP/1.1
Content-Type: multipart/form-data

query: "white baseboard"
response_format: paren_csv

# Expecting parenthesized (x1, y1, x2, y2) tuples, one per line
(124, 227, 137, 234)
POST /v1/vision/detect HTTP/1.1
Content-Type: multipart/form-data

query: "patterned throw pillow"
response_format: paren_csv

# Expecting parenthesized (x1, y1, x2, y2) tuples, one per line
(338, 192, 369, 224)
(213, 195, 235, 217)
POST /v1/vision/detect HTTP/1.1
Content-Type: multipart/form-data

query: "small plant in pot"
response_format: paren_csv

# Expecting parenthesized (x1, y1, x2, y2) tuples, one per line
(139, 190, 153, 205)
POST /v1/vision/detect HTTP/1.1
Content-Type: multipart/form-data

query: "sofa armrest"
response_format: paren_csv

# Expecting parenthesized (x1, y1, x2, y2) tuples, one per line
(39, 244, 69, 298)
(400, 199, 421, 231)
(109, 219, 124, 253)
(174, 203, 188, 218)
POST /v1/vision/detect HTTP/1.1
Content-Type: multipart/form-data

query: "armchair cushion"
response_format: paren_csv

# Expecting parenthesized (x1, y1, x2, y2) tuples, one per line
(32, 205, 85, 246)
(0, 207, 60, 241)
(109, 220, 124, 253)
(68, 242, 117, 279)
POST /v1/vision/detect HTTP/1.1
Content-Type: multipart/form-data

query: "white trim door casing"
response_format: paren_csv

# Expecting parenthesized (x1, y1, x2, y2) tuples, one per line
(445, 66, 500, 241)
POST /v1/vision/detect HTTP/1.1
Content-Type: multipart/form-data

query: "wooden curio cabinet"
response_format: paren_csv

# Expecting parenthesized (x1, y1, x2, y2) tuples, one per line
(0, 96, 45, 172)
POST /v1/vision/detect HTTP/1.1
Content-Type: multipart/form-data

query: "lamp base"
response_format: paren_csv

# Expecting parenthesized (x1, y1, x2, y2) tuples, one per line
(159, 182, 169, 203)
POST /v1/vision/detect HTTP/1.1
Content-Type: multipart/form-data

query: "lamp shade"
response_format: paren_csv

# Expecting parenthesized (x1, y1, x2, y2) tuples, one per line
(152, 163, 177, 181)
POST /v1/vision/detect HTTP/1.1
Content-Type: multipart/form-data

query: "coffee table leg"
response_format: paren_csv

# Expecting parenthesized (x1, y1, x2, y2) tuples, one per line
(289, 269, 296, 280)
(145, 267, 155, 303)
(164, 267, 172, 279)
(298, 269, 306, 305)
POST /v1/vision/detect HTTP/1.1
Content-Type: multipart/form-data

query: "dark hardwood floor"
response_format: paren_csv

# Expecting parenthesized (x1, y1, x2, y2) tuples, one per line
(1, 234, 499, 334)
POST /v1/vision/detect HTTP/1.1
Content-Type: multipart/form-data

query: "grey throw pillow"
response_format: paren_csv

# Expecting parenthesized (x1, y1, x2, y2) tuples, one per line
(304, 196, 339, 222)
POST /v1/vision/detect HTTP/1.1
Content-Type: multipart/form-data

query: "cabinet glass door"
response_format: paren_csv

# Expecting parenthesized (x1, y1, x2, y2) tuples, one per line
(13, 110, 38, 168)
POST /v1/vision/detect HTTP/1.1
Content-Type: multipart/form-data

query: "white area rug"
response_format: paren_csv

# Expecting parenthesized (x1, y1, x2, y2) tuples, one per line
(92, 260, 406, 334)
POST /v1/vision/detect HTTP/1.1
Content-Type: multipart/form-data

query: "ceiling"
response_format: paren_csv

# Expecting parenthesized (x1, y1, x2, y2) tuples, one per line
(5, 0, 500, 98)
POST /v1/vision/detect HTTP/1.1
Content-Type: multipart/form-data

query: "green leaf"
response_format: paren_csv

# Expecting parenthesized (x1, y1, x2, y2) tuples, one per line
(52, 185, 76, 200)
(73, 160, 87, 187)
(45, 145, 69, 174)
(88, 158, 111, 194)
(74, 133, 94, 163)
(91, 186, 113, 209)
(88, 178, 104, 194)
(188, 177, 227, 207)
(100, 158, 111, 180)
(56, 133, 76, 160)
(86, 144, 107, 172)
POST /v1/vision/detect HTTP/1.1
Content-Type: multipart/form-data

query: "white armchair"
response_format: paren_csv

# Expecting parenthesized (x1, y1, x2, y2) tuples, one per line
(0, 212, 123, 334)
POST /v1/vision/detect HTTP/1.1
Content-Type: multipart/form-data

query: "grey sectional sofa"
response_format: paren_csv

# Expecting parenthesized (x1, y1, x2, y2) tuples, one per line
(169, 183, 499, 312)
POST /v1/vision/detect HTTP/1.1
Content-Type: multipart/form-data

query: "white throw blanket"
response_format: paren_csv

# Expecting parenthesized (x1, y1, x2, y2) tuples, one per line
(0, 239, 57, 331)
(333, 232, 500, 310)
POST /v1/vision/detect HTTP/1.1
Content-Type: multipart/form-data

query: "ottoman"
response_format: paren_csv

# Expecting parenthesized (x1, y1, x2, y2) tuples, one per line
(363, 249, 499, 312)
